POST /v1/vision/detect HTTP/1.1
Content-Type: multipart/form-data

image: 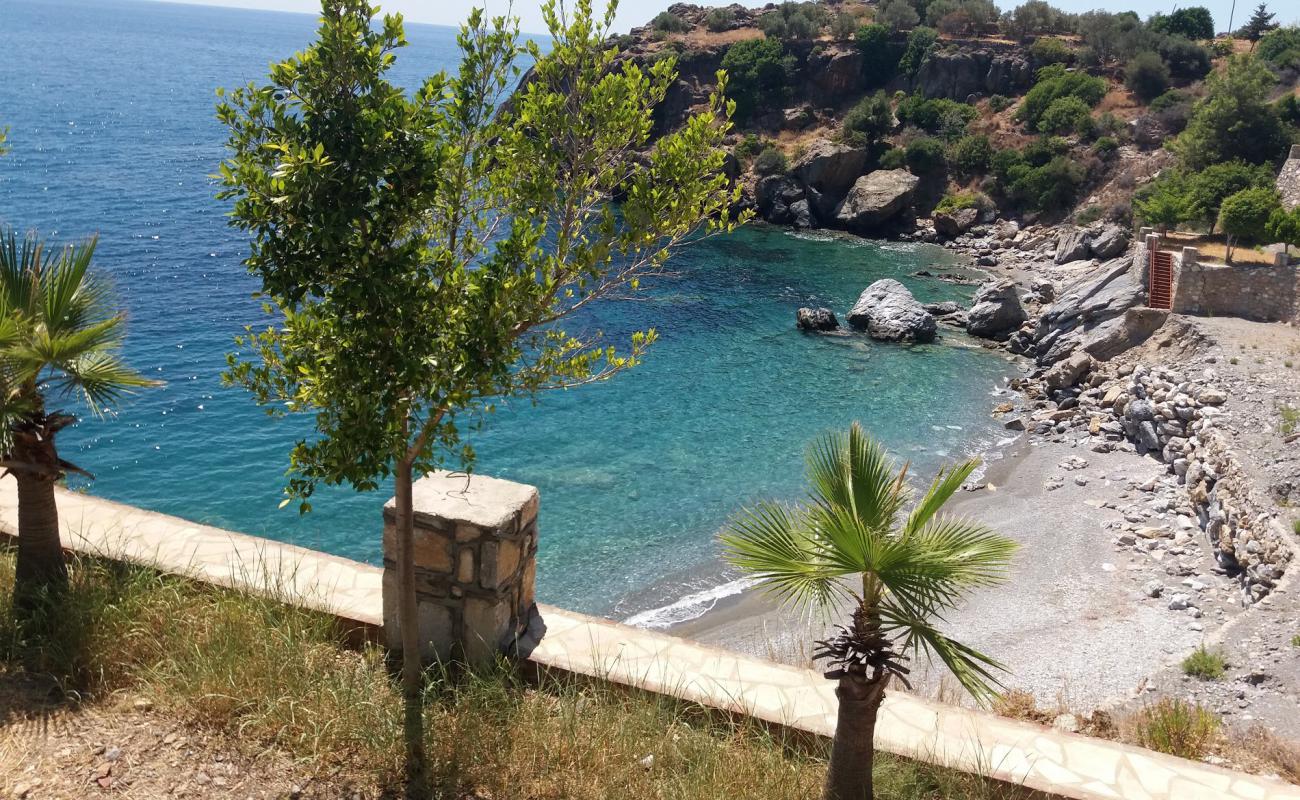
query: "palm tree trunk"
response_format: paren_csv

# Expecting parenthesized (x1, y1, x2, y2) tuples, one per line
(11, 432, 67, 608)
(823, 674, 888, 800)
(394, 457, 429, 799)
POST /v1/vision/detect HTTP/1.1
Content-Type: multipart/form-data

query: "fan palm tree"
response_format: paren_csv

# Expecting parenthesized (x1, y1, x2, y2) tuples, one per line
(720, 422, 1017, 800)
(0, 229, 157, 606)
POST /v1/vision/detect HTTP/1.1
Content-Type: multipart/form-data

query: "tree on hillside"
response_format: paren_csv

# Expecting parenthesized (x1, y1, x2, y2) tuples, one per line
(1267, 206, 1300, 258)
(0, 231, 157, 607)
(855, 24, 902, 87)
(722, 37, 795, 122)
(1134, 172, 1196, 231)
(721, 423, 1016, 800)
(216, 1, 741, 794)
(1218, 187, 1282, 262)
(1125, 51, 1171, 102)
(881, 0, 920, 33)
(1149, 7, 1214, 41)
(1238, 3, 1278, 47)
(1173, 55, 1291, 170)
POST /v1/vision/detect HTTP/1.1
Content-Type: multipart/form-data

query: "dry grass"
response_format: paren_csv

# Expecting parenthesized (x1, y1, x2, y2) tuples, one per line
(1158, 233, 1278, 266)
(1230, 728, 1300, 784)
(0, 550, 1044, 800)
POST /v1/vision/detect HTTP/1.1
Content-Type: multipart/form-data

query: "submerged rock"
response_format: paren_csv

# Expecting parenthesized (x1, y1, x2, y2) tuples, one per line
(846, 279, 937, 342)
(966, 280, 1027, 340)
(834, 169, 919, 232)
(796, 307, 839, 332)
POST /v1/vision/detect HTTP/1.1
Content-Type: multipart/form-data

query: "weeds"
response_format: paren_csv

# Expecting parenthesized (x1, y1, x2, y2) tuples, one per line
(1181, 647, 1227, 681)
(1129, 699, 1221, 760)
(1280, 404, 1299, 437)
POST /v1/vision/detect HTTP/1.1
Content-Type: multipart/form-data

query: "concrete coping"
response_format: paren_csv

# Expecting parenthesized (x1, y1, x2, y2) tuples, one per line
(382, 470, 538, 531)
(1, 479, 1298, 800)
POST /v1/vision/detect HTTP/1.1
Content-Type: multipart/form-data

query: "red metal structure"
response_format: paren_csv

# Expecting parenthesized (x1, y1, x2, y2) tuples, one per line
(1148, 248, 1174, 310)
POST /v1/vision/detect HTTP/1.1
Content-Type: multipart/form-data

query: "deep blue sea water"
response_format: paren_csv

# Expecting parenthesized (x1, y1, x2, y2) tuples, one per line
(0, 0, 1018, 621)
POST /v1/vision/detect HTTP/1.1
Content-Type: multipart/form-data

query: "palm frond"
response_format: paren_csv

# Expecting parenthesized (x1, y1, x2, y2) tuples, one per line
(907, 516, 1018, 588)
(54, 352, 158, 413)
(12, 315, 125, 368)
(904, 458, 979, 536)
(719, 501, 852, 614)
(807, 422, 907, 533)
(0, 230, 40, 317)
(877, 598, 1007, 705)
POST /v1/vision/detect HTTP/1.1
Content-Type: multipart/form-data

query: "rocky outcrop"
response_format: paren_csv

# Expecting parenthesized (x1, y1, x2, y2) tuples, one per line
(792, 140, 869, 218)
(756, 174, 806, 225)
(1088, 224, 1130, 260)
(846, 279, 937, 342)
(834, 170, 919, 232)
(796, 306, 839, 331)
(913, 43, 1032, 101)
(806, 46, 866, 107)
(1018, 248, 1154, 366)
(1054, 226, 1091, 264)
(934, 207, 978, 238)
(966, 280, 1028, 340)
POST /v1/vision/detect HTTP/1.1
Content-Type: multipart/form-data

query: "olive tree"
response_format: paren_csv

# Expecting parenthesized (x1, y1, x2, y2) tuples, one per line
(1218, 187, 1281, 262)
(215, 0, 741, 793)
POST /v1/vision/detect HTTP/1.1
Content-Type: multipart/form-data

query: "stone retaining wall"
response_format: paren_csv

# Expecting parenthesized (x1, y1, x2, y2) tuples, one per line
(1171, 255, 1299, 324)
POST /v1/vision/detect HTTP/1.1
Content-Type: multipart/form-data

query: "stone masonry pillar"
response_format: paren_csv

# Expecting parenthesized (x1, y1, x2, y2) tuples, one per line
(382, 471, 540, 665)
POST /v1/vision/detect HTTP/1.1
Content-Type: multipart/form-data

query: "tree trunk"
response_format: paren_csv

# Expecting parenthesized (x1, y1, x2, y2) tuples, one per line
(822, 674, 888, 800)
(395, 458, 428, 799)
(11, 431, 68, 609)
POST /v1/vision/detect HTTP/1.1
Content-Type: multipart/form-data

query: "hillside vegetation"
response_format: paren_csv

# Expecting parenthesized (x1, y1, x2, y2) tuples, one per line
(623, 1, 1300, 241)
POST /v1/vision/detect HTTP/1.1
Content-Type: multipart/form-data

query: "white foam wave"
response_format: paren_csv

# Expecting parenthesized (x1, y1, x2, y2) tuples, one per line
(622, 577, 759, 630)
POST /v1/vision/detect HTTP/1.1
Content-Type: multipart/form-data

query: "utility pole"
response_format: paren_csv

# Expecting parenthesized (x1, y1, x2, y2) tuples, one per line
(1227, 0, 1238, 36)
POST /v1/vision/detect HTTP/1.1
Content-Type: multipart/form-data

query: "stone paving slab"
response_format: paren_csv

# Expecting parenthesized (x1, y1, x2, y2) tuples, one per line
(1, 480, 1297, 800)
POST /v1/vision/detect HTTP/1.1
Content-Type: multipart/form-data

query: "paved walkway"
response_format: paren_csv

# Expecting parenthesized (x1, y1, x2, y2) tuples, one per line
(0, 480, 1296, 800)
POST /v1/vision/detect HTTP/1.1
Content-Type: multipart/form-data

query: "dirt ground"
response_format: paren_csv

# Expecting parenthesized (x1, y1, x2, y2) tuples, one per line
(0, 672, 378, 800)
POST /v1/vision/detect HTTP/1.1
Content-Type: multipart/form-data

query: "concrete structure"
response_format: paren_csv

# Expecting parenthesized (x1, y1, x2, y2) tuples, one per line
(2, 480, 1299, 800)
(381, 471, 540, 664)
(1169, 247, 1300, 324)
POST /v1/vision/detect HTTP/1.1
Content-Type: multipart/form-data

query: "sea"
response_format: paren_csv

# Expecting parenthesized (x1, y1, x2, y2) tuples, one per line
(0, 0, 1019, 625)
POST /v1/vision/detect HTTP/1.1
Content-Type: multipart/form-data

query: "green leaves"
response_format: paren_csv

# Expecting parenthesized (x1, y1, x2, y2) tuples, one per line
(217, 0, 743, 505)
(720, 423, 1017, 704)
(0, 229, 159, 453)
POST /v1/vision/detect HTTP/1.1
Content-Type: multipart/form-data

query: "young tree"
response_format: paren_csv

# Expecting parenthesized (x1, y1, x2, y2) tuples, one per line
(216, 0, 741, 793)
(1218, 187, 1281, 262)
(1149, 7, 1215, 41)
(0, 231, 157, 606)
(881, 0, 920, 33)
(1266, 206, 1300, 258)
(1125, 51, 1171, 103)
(1173, 55, 1291, 170)
(1133, 173, 1196, 232)
(1238, 3, 1278, 47)
(721, 423, 1016, 800)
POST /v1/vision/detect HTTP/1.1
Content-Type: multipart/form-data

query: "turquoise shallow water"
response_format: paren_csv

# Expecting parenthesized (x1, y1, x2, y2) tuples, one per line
(0, 0, 1017, 619)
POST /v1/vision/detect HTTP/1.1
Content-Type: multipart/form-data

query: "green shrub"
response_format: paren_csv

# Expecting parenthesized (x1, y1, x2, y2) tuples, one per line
(1153, 34, 1212, 81)
(905, 137, 947, 174)
(935, 191, 985, 213)
(652, 11, 691, 33)
(949, 133, 993, 176)
(1219, 187, 1282, 258)
(1006, 155, 1086, 212)
(896, 94, 978, 138)
(1131, 699, 1221, 759)
(988, 94, 1012, 112)
(878, 147, 907, 169)
(1279, 404, 1300, 436)
(855, 24, 903, 87)
(1076, 204, 1104, 225)
(898, 26, 938, 75)
(1017, 64, 1108, 129)
(735, 134, 766, 160)
(1002, 0, 1076, 40)
(753, 146, 788, 175)
(843, 91, 895, 143)
(1092, 136, 1119, 157)
(1037, 95, 1094, 134)
(1125, 51, 1171, 102)
(1257, 26, 1300, 67)
(1185, 160, 1275, 227)
(705, 7, 735, 32)
(1181, 646, 1227, 680)
(831, 11, 859, 38)
(1291, 632, 1300, 647)
(1030, 37, 1076, 65)
(881, 0, 920, 32)
(1149, 7, 1214, 41)
(721, 38, 795, 122)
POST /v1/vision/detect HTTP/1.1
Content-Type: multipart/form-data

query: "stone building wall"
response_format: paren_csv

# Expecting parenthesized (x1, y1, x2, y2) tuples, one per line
(1171, 257, 1299, 324)
(1278, 143, 1300, 211)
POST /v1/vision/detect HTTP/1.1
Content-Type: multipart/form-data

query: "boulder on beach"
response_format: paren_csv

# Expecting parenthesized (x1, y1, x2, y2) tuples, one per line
(792, 140, 869, 202)
(846, 279, 937, 342)
(796, 306, 839, 332)
(966, 280, 1028, 340)
(833, 169, 919, 232)
(1054, 226, 1091, 264)
(1088, 223, 1130, 259)
(934, 206, 978, 238)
